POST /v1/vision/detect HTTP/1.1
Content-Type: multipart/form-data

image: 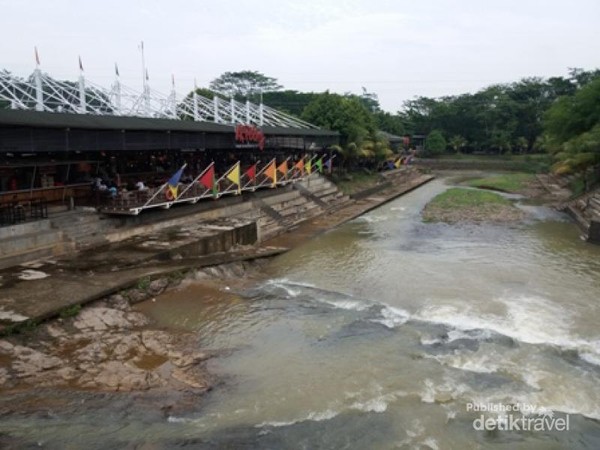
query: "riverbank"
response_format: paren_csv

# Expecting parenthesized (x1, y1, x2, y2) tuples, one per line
(0, 171, 434, 397)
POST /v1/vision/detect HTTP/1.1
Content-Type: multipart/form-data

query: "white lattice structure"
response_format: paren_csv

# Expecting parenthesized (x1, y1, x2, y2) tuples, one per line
(0, 63, 318, 129)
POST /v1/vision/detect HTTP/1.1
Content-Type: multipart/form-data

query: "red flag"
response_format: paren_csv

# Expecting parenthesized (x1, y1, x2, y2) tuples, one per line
(199, 165, 215, 190)
(245, 163, 257, 181)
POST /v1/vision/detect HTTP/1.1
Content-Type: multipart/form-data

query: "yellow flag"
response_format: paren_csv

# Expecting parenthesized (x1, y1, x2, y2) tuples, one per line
(394, 158, 401, 168)
(226, 162, 241, 193)
(306, 158, 312, 174)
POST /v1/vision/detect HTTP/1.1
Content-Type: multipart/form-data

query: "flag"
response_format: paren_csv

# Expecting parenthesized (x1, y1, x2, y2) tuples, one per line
(226, 162, 241, 193)
(115, 63, 119, 77)
(315, 158, 323, 173)
(167, 164, 186, 199)
(34, 46, 40, 66)
(199, 164, 215, 190)
(386, 161, 395, 170)
(294, 159, 305, 174)
(78, 56, 83, 71)
(277, 160, 288, 176)
(245, 163, 257, 181)
(306, 158, 312, 175)
(394, 158, 401, 169)
(264, 160, 277, 187)
(325, 157, 333, 174)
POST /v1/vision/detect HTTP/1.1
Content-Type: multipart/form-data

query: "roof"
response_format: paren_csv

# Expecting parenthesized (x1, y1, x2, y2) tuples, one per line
(0, 109, 338, 137)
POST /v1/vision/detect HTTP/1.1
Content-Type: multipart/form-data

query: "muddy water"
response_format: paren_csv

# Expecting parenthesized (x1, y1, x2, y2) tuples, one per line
(3, 176, 600, 449)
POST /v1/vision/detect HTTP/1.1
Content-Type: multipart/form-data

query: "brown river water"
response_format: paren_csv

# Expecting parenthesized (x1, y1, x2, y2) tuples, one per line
(2, 175, 600, 449)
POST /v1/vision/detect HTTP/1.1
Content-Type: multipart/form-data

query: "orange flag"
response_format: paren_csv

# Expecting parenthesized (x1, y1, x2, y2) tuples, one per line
(294, 159, 305, 175)
(277, 160, 288, 176)
(264, 160, 277, 187)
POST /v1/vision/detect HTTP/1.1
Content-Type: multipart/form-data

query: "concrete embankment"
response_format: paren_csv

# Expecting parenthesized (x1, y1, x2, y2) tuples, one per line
(0, 169, 433, 331)
(561, 188, 600, 243)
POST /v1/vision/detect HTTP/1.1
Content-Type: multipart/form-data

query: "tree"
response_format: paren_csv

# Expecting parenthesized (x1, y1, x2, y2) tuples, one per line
(301, 92, 376, 146)
(449, 135, 467, 154)
(544, 77, 600, 176)
(424, 130, 447, 156)
(209, 71, 282, 100)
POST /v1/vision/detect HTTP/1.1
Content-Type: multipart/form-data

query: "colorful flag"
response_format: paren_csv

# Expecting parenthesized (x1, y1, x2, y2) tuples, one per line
(277, 160, 288, 176)
(264, 160, 277, 187)
(306, 158, 312, 175)
(245, 163, 257, 181)
(226, 162, 241, 194)
(294, 159, 305, 175)
(394, 158, 401, 169)
(325, 157, 333, 174)
(199, 164, 215, 190)
(167, 163, 187, 199)
(315, 158, 323, 173)
(386, 161, 395, 170)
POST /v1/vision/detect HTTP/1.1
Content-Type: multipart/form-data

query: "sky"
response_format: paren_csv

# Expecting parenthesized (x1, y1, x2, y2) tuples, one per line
(1, 0, 599, 112)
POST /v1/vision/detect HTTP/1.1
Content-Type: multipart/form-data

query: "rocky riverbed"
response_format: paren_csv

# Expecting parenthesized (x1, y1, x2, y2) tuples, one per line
(0, 261, 263, 396)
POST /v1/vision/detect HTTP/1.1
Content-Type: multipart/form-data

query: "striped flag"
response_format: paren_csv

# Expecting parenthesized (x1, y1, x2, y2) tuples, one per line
(167, 163, 187, 199)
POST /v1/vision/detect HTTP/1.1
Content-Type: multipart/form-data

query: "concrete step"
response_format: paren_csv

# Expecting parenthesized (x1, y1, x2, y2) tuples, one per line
(0, 219, 53, 240)
(0, 229, 64, 258)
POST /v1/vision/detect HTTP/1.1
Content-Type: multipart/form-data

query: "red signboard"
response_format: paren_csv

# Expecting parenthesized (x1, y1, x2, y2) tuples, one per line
(235, 125, 265, 150)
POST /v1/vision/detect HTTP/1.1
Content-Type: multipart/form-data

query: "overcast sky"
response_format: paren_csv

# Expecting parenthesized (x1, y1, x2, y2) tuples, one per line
(2, 0, 599, 112)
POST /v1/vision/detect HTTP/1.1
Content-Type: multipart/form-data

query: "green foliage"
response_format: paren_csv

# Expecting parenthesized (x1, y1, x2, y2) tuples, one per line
(209, 70, 282, 99)
(449, 135, 467, 153)
(59, 304, 81, 319)
(545, 77, 600, 175)
(427, 188, 511, 209)
(261, 90, 320, 116)
(301, 92, 377, 146)
(466, 173, 535, 192)
(424, 130, 447, 155)
(136, 277, 151, 290)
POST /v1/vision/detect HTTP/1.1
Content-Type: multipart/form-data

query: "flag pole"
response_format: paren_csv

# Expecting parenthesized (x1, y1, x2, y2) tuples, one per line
(177, 162, 215, 199)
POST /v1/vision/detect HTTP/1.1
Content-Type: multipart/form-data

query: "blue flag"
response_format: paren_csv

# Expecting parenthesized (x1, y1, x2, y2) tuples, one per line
(167, 164, 187, 199)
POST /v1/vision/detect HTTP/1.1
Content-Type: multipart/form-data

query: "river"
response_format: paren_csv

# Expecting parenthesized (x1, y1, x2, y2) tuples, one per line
(3, 175, 600, 449)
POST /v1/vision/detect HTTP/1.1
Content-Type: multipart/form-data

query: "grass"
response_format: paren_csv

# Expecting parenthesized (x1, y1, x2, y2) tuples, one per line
(466, 173, 535, 193)
(427, 188, 511, 209)
(59, 304, 81, 319)
(422, 187, 523, 224)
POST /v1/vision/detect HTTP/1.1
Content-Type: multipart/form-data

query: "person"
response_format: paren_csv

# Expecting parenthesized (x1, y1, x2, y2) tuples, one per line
(135, 180, 147, 191)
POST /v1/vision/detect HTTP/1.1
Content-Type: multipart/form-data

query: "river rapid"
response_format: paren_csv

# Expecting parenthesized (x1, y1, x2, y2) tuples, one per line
(3, 175, 600, 449)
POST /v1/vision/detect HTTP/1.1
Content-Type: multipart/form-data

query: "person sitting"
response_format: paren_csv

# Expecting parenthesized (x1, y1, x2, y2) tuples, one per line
(135, 180, 147, 191)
